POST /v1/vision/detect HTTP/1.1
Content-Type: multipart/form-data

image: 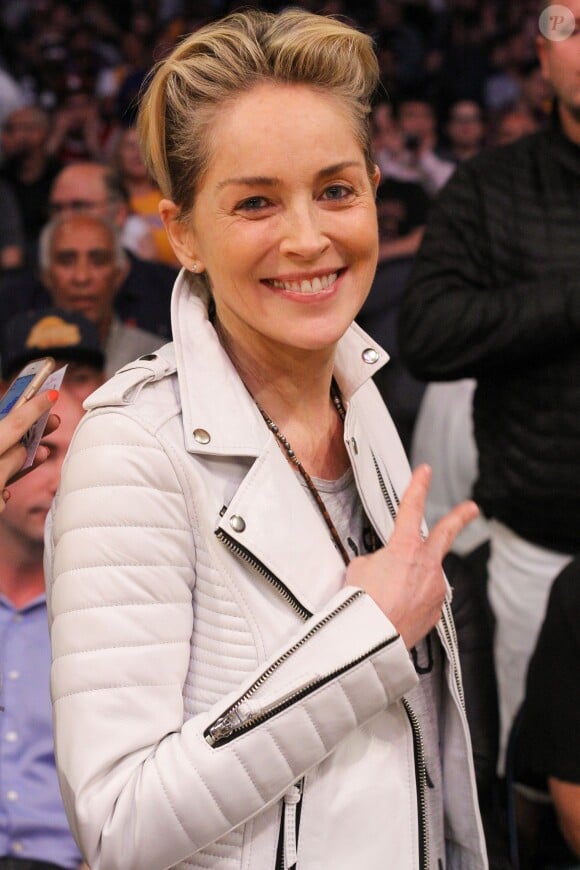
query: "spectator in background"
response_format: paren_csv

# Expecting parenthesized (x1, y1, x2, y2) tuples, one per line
(0, 385, 88, 870)
(440, 99, 486, 164)
(113, 125, 179, 267)
(0, 162, 176, 340)
(46, 86, 105, 164)
(49, 161, 151, 258)
(47, 162, 175, 336)
(376, 97, 455, 197)
(0, 105, 62, 265)
(1, 307, 106, 404)
(399, 0, 580, 772)
(487, 105, 539, 147)
(39, 213, 163, 376)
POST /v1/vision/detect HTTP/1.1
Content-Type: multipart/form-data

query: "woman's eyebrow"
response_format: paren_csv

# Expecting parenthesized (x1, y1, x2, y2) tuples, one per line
(217, 175, 279, 190)
(217, 161, 363, 191)
(317, 160, 363, 179)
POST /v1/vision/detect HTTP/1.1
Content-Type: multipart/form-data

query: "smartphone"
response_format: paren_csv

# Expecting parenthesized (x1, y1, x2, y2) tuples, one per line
(0, 357, 56, 421)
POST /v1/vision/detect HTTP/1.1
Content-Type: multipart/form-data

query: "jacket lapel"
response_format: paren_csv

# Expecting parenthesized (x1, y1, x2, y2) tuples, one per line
(215, 437, 346, 616)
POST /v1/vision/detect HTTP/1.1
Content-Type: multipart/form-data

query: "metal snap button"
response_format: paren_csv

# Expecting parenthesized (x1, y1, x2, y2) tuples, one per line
(230, 515, 246, 533)
(362, 348, 379, 364)
(193, 428, 211, 444)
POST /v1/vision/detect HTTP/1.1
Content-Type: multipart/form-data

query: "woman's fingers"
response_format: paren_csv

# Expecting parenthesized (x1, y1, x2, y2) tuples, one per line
(346, 466, 479, 649)
(394, 465, 478, 559)
(391, 464, 431, 545)
(426, 499, 479, 559)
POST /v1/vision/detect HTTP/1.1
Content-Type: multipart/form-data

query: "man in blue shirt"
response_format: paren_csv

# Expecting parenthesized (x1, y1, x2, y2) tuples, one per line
(0, 387, 87, 870)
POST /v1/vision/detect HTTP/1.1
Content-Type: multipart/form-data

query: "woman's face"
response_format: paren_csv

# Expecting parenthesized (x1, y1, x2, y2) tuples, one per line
(172, 82, 379, 361)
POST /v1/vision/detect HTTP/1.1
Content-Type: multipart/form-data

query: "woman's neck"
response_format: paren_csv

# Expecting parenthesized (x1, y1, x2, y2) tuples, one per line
(216, 319, 350, 479)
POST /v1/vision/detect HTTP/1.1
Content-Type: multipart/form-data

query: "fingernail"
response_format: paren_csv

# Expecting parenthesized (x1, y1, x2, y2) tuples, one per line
(47, 390, 59, 402)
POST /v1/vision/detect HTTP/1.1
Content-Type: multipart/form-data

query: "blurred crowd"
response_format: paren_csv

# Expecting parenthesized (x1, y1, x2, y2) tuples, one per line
(0, 0, 554, 273)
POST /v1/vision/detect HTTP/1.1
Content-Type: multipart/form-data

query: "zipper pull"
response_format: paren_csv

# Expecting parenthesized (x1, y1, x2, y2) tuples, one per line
(283, 783, 302, 869)
(205, 708, 244, 745)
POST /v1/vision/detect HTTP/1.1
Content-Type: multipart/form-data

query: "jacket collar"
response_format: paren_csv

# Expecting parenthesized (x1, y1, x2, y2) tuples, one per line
(171, 270, 389, 458)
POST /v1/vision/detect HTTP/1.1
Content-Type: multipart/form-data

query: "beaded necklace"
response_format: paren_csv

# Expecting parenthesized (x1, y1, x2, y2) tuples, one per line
(257, 382, 366, 567)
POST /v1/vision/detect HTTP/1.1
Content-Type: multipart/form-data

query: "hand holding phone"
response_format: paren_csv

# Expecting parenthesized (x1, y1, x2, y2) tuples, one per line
(0, 357, 56, 421)
(0, 389, 61, 506)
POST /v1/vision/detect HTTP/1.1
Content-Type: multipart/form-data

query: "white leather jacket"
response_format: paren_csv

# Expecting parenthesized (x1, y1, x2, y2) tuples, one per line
(46, 273, 487, 870)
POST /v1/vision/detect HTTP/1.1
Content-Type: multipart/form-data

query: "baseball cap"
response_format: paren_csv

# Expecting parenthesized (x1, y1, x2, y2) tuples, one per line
(1, 308, 105, 380)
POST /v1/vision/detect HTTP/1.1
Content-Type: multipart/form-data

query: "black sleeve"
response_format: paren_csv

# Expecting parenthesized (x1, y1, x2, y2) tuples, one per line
(398, 161, 580, 382)
(517, 561, 580, 785)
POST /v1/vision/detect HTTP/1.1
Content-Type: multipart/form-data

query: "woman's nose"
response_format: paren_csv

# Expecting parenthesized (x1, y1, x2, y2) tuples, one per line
(279, 203, 330, 260)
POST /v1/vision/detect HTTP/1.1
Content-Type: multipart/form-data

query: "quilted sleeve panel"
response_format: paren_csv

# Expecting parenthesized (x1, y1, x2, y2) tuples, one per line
(47, 409, 417, 870)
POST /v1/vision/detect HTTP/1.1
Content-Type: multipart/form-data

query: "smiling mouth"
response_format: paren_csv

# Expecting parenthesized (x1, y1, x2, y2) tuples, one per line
(264, 271, 340, 294)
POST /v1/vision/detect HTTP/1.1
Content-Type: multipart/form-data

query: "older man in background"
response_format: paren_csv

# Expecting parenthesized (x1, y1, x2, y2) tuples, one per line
(39, 213, 163, 377)
(0, 162, 176, 341)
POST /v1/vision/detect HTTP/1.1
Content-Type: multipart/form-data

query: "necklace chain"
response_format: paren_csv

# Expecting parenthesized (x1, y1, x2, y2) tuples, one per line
(256, 382, 352, 567)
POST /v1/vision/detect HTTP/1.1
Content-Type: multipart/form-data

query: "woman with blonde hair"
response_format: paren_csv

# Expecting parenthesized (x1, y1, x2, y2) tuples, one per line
(46, 10, 487, 870)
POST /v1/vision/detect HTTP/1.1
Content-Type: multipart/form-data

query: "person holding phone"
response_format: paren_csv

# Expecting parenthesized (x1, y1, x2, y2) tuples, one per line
(45, 10, 487, 870)
(0, 387, 89, 870)
(0, 387, 60, 510)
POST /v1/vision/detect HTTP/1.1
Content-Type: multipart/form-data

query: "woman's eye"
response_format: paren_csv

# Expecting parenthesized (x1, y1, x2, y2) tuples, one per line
(321, 185, 352, 201)
(237, 196, 270, 212)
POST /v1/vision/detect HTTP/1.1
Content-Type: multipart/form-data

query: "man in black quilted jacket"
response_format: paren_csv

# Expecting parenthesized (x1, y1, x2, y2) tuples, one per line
(399, 0, 580, 772)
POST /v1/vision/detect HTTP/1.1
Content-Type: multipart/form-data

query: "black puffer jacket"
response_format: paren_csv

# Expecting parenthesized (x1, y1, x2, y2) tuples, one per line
(399, 118, 580, 554)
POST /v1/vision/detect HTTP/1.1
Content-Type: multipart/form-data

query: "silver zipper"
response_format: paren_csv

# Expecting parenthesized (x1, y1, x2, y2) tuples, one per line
(371, 452, 399, 521)
(204, 589, 399, 746)
(206, 631, 397, 746)
(440, 597, 465, 709)
(215, 527, 312, 619)
(402, 698, 429, 870)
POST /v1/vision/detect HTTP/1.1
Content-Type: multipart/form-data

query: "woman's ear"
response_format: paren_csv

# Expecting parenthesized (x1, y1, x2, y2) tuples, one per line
(372, 164, 381, 195)
(159, 199, 205, 272)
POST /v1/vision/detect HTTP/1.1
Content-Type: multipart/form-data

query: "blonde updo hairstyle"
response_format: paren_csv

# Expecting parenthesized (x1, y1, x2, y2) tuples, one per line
(138, 9, 379, 225)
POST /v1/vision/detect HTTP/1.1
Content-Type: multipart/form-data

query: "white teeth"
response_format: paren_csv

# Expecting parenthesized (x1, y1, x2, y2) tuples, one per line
(269, 272, 338, 293)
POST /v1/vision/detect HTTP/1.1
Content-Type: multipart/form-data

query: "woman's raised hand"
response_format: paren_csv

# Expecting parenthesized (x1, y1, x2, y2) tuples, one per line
(346, 465, 478, 649)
